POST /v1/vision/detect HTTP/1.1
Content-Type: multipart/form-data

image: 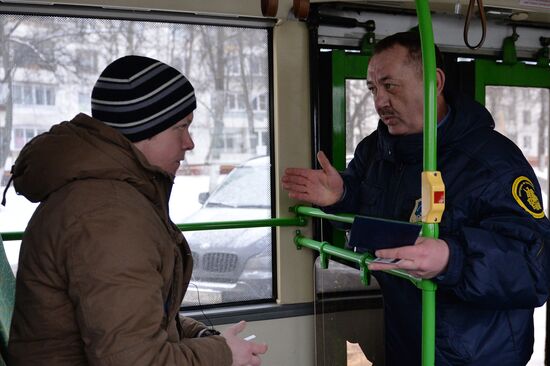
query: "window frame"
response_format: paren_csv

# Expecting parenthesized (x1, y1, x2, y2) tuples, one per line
(0, 5, 278, 309)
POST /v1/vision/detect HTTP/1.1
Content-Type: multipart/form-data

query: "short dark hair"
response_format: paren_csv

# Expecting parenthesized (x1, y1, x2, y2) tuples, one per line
(373, 31, 445, 74)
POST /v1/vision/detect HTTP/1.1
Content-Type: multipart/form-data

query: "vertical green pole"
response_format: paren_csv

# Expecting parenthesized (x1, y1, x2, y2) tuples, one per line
(420, 279, 437, 366)
(416, 0, 438, 174)
(415, 0, 438, 365)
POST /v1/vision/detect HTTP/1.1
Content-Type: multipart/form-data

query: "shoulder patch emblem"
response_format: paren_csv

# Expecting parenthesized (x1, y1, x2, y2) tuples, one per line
(512, 176, 544, 219)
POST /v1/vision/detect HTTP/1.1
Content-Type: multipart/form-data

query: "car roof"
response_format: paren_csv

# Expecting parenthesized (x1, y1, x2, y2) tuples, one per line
(242, 156, 270, 167)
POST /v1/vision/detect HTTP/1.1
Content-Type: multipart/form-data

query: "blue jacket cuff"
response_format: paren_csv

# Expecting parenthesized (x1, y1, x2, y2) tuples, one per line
(433, 235, 464, 286)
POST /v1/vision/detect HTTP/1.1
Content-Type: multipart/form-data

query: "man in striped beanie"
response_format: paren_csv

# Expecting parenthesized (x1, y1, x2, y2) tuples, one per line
(8, 55, 268, 366)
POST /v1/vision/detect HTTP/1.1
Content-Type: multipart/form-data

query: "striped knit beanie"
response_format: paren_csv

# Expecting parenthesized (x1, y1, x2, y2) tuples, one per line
(91, 55, 196, 142)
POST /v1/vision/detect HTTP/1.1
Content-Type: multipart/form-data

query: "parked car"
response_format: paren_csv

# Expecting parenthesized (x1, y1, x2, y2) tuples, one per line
(182, 156, 272, 306)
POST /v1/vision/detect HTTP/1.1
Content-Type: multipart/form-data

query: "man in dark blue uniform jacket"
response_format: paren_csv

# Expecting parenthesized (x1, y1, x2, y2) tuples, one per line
(282, 31, 550, 365)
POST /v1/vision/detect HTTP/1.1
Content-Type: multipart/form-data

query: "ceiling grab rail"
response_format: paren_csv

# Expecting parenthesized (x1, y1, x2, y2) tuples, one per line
(463, 0, 488, 49)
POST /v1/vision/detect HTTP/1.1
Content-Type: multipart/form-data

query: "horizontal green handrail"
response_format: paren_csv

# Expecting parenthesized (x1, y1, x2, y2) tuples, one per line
(176, 217, 306, 231)
(1, 217, 307, 241)
(292, 205, 355, 224)
(0, 232, 23, 241)
(294, 234, 422, 287)
(292, 206, 429, 288)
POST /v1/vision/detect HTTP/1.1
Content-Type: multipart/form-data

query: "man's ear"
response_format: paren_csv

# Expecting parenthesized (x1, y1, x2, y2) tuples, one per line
(436, 68, 446, 95)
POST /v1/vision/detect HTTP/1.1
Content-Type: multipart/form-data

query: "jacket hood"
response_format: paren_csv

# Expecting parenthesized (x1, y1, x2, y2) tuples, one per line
(376, 92, 496, 163)
(11, 113, 173, 204)
(441, 90, 496, 143)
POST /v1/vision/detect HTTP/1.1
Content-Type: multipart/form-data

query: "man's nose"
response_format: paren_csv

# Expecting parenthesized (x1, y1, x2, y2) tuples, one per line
(183, 132, 195, 151)
(374, 88, 390, 109)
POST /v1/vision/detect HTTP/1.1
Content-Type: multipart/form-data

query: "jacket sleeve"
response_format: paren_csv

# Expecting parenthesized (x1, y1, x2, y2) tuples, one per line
(436, 170, 550, 309)
(65, 200, 232, 366)
(178, 316, 210, 338)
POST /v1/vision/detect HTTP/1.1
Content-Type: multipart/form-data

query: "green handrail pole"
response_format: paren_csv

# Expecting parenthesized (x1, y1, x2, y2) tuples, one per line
(416, 0, 438, 365)
(421, 279, 437, 365)
(177, 217, 306, 231)
(294, 233, 423, 286)
(0, 232, 23, 242)
(416, 0, 438, 173)
(293, 205, 355, 224)
(1, 217, 308, 241)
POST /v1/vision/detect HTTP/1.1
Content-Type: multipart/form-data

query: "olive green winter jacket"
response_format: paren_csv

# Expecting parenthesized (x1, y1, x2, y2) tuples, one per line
(7, 113, 232, 366)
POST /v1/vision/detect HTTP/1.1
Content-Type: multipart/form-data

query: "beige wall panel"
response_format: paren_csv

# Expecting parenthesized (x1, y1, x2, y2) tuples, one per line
(217, 315, 315, 366)
(273, 20, 315, 304)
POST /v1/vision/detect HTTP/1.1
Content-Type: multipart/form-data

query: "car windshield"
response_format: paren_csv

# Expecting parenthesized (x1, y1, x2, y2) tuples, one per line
(206, 163, 270, 208)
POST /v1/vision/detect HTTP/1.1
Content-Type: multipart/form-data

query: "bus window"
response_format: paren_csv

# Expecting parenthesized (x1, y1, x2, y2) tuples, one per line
(0, 13, 274, 307)
(345, 79, 379, 161)
(486, 86, 549, 207)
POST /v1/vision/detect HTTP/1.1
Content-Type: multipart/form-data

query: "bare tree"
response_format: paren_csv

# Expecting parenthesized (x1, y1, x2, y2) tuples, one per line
(0, 17, 20, 179)
(236, 32, 256, 152)
(201, 27, 228, 162)
(0, 16, 154, 181)
(0, 15, 269, 178)
(167, 25, 195, 77)
(0, 15, 115, 172)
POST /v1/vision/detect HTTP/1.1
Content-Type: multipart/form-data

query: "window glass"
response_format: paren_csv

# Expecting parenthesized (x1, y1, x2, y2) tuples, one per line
(252, 94, 268, 111)
(486, 86, 549, 366)
(0, 14, 273, 307)
(345, 79, 379, 162)
(12, 127, 42, 150)
(206, 161, 270, 208)
(12, 84, 55, 106)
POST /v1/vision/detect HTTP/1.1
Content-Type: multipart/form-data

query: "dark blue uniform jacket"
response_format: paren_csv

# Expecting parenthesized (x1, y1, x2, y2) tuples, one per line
(324, 92, 550, 365)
